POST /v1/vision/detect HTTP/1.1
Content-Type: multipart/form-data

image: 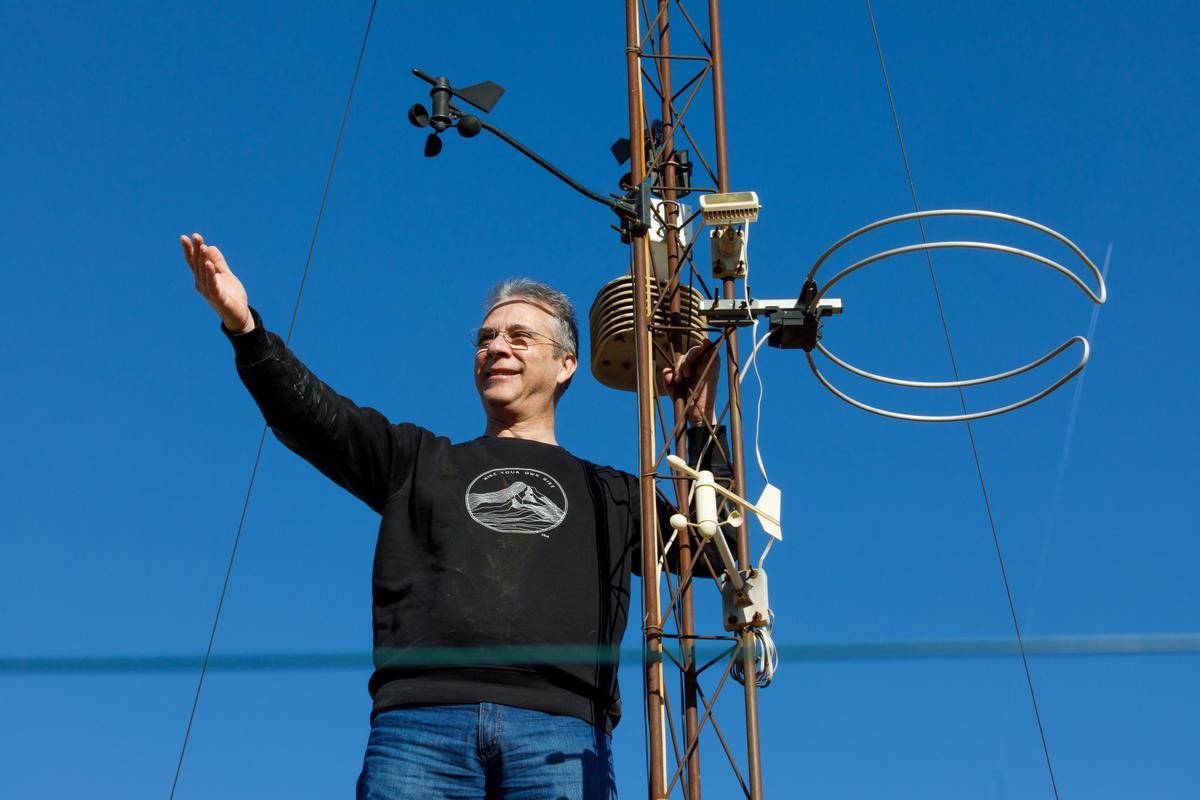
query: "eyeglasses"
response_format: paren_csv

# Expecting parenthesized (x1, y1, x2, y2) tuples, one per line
(470, 326, 564, 352)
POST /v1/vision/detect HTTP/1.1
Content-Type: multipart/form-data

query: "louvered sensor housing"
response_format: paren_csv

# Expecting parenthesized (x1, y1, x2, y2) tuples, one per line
(698, 191, 761, 226)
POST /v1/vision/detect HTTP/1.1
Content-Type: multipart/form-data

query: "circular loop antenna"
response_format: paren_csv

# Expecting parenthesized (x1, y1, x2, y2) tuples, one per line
(805, 209, 1107, 311)
(807, 336, 1090, 423)
(798, 208, 1107, 423)
(817, 336, 1083, 389)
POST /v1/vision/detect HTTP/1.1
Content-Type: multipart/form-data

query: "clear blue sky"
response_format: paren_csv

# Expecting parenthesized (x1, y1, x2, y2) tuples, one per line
(2, 1, 1197, 798)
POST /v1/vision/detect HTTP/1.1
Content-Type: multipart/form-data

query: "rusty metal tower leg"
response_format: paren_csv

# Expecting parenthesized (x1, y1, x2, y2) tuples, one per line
(626, 1, 765, 796)
(707, 1, 766, 798)
(656, 3, 703, 798)
(626, 4, 668, 798)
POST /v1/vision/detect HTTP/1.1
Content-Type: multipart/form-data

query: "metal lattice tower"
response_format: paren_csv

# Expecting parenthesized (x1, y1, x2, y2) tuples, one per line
(621, 2, 765, 797)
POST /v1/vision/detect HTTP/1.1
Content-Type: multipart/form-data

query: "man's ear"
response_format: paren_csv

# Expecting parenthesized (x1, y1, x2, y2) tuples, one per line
(557, 352, 578, 388)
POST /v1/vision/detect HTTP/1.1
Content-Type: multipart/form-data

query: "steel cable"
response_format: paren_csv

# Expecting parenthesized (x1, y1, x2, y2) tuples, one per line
(863, 2, 1061, 797)
(167, 2, 379, 797)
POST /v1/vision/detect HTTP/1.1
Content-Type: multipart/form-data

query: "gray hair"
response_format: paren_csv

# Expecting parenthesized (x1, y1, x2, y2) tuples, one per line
(484, 277, 579, 398)
(484, 278, 579, 357)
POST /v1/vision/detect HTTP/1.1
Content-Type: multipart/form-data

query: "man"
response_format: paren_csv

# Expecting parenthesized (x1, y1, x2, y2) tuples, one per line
(179, 232, 726, 799)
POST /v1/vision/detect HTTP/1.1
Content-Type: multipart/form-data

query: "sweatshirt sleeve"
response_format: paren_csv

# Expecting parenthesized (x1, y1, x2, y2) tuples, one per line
(629, 424, 735, 579)
(223, 307, 418, 514)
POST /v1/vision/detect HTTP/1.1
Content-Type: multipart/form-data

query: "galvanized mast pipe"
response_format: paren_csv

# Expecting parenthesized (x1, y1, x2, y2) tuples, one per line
(656, 3, 704, 797)
(626, 2, 668, 797)
(707, 1, 766, 797)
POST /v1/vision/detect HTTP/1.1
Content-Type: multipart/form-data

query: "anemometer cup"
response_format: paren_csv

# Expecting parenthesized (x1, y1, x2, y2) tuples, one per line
(803, 209, 1107, 423)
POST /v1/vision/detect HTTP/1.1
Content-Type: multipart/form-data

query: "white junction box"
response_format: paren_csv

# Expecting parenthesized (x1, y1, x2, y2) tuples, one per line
(721, 567, 770, 631)
(710, 225, 746, 279)
(648, 199, 692, 282)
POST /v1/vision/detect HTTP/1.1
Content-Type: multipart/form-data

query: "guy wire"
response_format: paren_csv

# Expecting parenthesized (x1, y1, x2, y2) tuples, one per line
(863, 2, 1060, 798)
(167, 2, 379, 797)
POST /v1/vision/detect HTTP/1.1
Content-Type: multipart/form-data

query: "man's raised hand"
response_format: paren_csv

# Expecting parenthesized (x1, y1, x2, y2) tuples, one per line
(662, 339, 720, 426)
(179, 233, 254, 333)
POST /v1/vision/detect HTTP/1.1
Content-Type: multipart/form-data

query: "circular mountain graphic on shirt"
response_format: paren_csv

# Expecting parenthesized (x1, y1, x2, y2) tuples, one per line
(465, 468, 568, 535)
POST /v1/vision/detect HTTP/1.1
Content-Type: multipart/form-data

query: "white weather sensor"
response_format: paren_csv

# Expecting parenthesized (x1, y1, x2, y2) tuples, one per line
(698, 191, 761, 226)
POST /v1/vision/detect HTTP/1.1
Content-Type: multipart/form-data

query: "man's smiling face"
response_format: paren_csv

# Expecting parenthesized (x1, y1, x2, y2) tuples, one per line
(473, 299, 577, 419)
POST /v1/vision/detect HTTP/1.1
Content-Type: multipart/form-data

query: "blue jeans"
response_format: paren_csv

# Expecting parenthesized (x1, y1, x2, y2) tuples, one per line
(357, 703, 617, 800)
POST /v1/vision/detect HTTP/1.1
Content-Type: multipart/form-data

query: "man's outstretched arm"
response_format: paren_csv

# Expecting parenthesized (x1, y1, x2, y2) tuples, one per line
(178, 233, 413, 513)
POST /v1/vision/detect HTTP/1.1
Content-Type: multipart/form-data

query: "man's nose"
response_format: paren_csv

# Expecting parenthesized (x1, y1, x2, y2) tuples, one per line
(485, 332, 514, 356)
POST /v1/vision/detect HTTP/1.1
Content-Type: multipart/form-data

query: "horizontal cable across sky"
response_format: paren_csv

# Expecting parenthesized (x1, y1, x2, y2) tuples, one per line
(3, 633, 1197, 675)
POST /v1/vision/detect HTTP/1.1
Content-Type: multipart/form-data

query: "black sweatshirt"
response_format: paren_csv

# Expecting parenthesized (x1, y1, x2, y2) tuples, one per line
(224, 309, 728, 731)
